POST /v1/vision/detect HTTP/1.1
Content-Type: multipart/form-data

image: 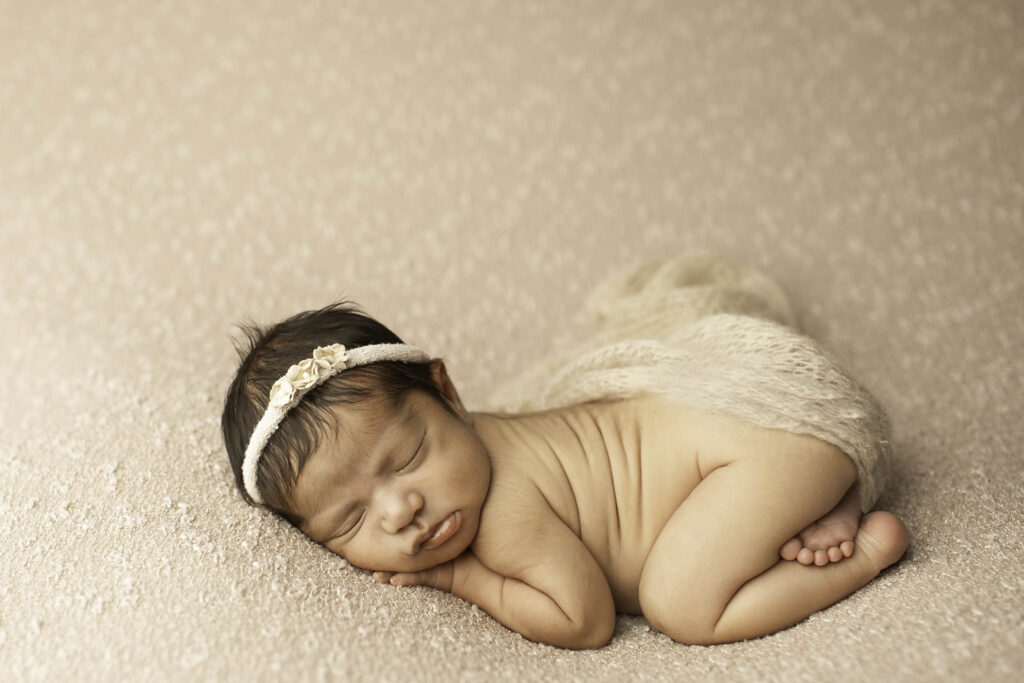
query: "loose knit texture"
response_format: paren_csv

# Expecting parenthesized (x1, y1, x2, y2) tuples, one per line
(490, 252, 891, 512)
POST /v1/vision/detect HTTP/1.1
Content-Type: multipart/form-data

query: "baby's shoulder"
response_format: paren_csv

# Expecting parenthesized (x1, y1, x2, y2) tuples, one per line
(478, 463, 548, 526)
(471, 467, 564, 565)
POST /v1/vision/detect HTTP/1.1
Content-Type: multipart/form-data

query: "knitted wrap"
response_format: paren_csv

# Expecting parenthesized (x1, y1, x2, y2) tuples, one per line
(490, 252, 891, 512)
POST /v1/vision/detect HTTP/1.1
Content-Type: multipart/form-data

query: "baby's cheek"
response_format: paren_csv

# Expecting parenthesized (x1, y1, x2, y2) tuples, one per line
(317, 539, 350, 564)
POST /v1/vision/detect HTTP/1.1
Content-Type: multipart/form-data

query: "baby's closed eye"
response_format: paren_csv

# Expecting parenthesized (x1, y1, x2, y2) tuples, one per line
(397, 431, 427, 472)
(332, 510, 365, 541)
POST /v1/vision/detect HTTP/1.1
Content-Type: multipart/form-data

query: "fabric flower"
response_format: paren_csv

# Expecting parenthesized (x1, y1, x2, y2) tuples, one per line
(313, 343, 348, 371)
(268, 377, 296, 408)
(285, 358, 320, 391)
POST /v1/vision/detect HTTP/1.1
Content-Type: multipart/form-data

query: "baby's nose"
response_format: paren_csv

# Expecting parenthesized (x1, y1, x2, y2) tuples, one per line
(380, 489, 424, 534)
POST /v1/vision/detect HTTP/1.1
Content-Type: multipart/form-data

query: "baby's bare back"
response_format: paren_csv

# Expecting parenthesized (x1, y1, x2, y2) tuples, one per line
(472, 395, 840, 613)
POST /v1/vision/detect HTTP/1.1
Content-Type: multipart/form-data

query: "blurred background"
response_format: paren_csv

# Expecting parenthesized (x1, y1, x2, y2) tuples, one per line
(1, 1, 1021, 680)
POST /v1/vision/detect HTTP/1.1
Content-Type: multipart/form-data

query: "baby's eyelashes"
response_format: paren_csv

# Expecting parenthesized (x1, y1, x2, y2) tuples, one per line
(397, 449, 418, 472)
(397, 431, 427, 473)
(332, 509, 365, 541)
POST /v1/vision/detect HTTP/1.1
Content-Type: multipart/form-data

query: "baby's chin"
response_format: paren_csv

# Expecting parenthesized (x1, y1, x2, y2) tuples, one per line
(383, 537, 472, 574)
(413, 540, 471, 571)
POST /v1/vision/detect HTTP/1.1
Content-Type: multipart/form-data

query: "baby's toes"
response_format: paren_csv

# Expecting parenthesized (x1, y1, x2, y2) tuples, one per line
(780, 537, 802, 561)
(814, 549, 829, 566)
(797, 547, 815, 565)
(827, 546, 844, 563)
(840, 540, 855, 557)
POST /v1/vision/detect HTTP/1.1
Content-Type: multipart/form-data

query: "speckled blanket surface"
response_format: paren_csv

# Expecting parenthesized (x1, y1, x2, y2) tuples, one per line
(2, 1, 1022, 681)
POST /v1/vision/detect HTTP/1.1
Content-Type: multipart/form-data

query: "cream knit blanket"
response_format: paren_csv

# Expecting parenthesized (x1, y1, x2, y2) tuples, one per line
(490, 252, 891, 512)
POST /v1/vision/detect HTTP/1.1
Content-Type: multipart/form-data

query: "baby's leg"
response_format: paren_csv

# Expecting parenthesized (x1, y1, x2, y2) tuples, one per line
(638, 445, 907, 645)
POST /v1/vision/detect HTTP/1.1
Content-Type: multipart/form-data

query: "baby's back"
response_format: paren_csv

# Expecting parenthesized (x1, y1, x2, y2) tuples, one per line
(542, 397, 702, 612)
(474, 395, 838, 613)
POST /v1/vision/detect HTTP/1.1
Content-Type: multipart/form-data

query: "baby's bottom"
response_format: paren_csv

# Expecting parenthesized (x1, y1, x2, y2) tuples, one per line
(637, 444, 907, 645)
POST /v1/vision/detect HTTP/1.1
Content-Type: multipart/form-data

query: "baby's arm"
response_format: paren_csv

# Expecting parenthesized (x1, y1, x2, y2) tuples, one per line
(378, 496, 615, 649)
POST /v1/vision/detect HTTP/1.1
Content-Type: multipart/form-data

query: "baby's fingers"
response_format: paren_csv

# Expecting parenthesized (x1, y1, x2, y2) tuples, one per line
(371, 571, 396, 584)
(387, 564, 454, 592)
(388, 571, 426, 587)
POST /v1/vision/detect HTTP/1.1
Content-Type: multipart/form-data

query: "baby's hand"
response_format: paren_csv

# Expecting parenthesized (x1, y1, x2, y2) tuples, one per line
(372, 561, 455, 592)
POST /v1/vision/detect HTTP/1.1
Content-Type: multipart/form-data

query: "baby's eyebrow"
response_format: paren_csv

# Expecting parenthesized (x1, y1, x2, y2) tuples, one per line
(347, 394, 416, 456)
(389, 393, 417, 429)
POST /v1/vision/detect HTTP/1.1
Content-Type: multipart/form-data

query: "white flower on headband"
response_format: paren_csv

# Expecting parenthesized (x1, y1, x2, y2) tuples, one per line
(267, 346, 349, 410)
(313, 343, 348, 370)
(268, 377, 296, 408)
(286, 358, 320, 391)
(268, 359, 317, 408)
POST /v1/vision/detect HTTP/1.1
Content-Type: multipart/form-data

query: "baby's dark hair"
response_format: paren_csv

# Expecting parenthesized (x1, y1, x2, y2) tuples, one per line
(221, 302, 446, 525)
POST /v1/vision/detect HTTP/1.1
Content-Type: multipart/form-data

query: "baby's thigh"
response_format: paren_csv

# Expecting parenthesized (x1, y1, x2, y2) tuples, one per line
(637, 445, 855, 642)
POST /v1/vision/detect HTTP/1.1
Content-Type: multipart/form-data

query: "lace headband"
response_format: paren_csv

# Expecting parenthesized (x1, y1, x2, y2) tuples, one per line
(242, 342, 430, 504)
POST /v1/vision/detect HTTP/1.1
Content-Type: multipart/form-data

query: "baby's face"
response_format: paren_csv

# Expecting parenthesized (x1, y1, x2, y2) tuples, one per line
(290, 388, 491, 573)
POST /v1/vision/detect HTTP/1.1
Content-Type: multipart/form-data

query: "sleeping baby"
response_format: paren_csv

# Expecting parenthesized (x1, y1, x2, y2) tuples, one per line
(220, 257, 907, 649)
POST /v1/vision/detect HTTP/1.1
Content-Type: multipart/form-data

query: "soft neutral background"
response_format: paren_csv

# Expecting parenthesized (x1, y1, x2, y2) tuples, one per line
(1, 1, 1021, 681)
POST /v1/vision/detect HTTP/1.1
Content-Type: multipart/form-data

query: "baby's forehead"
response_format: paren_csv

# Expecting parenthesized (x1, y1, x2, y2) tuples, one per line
(324, 392, 416, 453)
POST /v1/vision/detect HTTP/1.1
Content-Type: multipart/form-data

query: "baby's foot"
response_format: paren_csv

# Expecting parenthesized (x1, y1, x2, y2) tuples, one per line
(780, 486, 862, 566)
(852, 510, 909, 571)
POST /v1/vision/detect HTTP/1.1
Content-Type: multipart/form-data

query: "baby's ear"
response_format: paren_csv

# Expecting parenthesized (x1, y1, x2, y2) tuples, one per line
(429, 360, 469, 420)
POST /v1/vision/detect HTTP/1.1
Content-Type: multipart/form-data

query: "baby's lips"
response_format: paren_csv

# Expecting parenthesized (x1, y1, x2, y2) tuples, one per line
(423, 511, 461, 550)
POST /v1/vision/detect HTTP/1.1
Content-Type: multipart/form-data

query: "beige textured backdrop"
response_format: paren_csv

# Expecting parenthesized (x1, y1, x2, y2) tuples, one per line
(1, 1, 1022, 681)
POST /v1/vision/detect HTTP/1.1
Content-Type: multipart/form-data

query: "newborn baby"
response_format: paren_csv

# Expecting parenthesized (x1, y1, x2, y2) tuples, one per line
(221, 303, 907, 649)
